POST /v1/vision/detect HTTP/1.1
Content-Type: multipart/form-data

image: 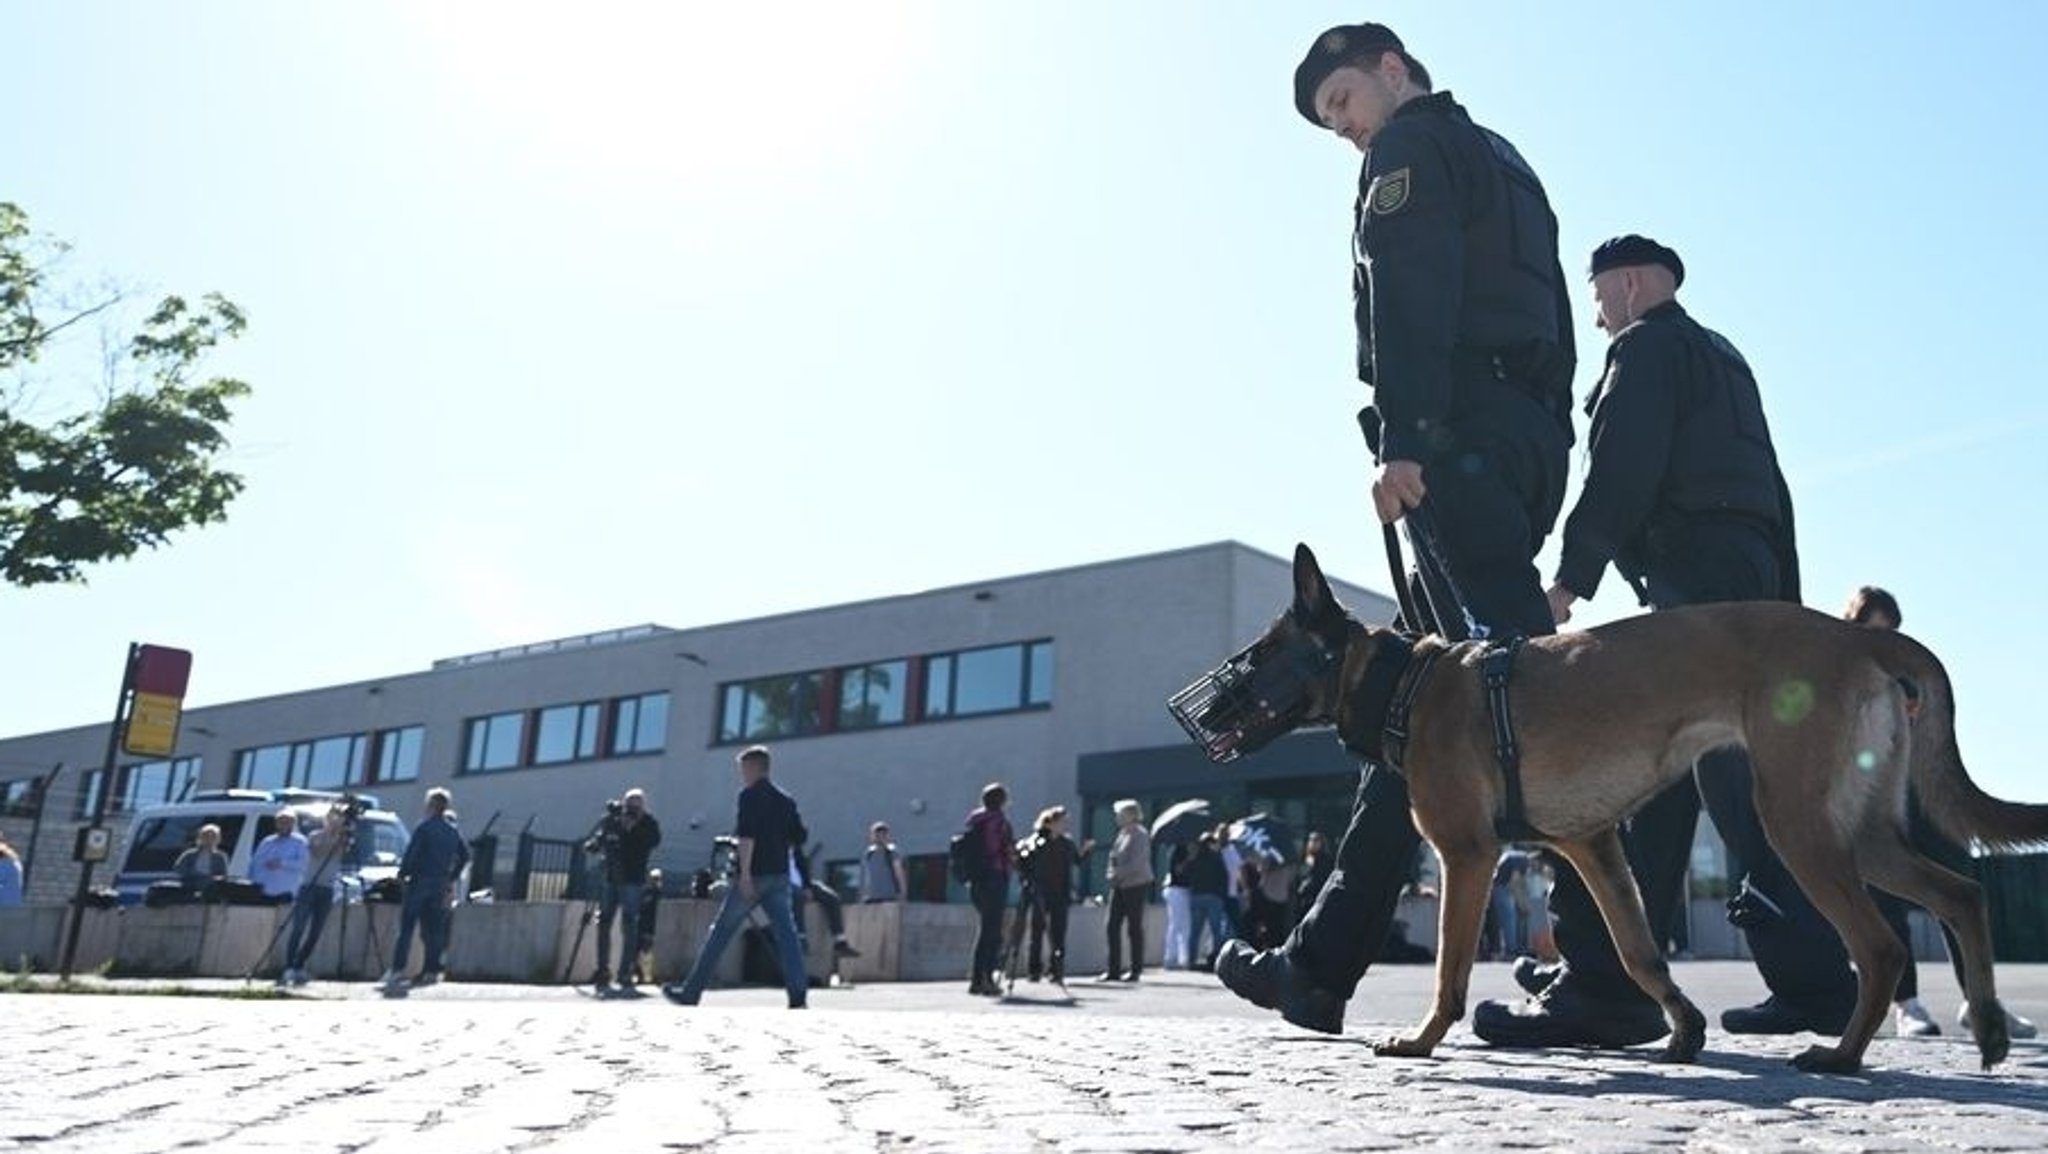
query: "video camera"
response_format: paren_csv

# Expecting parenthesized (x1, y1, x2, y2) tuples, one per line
(583, 799, 627, 857)
(333, 793, 372, 822)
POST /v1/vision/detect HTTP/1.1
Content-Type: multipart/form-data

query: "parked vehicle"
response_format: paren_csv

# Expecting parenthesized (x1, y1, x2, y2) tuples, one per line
(111, 789, 409, 906)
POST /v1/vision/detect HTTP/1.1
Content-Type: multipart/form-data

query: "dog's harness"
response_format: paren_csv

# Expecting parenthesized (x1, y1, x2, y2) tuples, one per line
(1481, 637, 1544, 842)
(1342, 631, 1545, 842)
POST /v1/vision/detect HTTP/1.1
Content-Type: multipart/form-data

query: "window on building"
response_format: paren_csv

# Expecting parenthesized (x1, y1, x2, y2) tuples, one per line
(236, 744, 292, 791)
(837, 660, 908, 730)
(372, 725, 423, 784)
(303, 734, 366, 790)
(611, 692, 669, 755)
(235, 734, 371, 792)
(463, 711, 526, 773)
(716, 674, 822, 742)
(1026, 639, 1054, 706)
(78, 756, 202, 818)
(0, 777, 37, 817)
(535, 701, 604, 765)
(923, 639, 1055, 720)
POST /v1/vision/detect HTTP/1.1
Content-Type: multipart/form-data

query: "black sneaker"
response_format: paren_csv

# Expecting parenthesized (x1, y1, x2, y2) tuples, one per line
(1471, 977, 1670, 1049)
(832, 940, 861, 959)
(1721, 994, 1853, 1036)
(661, 984, 699, 1006)
(1213, 939, 1345, 1035)
(1512, 955, 1565, 996)
(588, 967, 612, 988)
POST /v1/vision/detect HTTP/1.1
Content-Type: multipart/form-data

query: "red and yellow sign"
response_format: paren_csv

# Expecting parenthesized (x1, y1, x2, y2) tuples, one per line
(122, 645, 193, 758)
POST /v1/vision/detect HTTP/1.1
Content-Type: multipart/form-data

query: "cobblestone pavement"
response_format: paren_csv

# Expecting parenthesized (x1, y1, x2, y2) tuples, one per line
(6, 963, 2048, 1153)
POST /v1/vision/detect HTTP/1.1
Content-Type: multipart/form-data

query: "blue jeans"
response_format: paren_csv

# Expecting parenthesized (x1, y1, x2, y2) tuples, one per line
(284, 883, 335, 971)
(391, 885, 451, 976)
(1189, 893, 1230, 963)
(675, 875, 807, 1005)
(596, 880, 644, 975)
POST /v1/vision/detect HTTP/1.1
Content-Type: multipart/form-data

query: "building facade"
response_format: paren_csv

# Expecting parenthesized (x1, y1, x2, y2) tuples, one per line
(0, 541, 1398, 906)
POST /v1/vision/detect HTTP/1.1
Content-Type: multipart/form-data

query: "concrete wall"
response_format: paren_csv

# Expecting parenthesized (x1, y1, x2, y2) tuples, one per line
(0, 898, 1201, 985)
(0, 892, 1958, 985)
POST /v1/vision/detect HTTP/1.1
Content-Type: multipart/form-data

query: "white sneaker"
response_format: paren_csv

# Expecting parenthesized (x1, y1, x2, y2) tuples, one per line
(1959, 1003, 2040, 1040)
(1894, 998, 1940, 1037)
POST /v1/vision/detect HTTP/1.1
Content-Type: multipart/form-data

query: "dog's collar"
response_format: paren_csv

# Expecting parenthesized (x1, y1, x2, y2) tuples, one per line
(1338, 631, 1443, 765)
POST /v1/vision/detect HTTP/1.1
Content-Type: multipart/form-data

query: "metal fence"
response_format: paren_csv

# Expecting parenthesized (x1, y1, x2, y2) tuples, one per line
(509, 832, 598, 902)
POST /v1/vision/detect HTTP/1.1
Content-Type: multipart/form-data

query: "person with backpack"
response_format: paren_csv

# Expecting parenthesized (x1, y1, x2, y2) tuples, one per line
(957, 782, 1015, 996)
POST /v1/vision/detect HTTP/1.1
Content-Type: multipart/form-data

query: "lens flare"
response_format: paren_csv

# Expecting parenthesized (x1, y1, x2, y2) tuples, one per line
(1772, 679, 1815, 726)
(1856, 750, 1878, 772)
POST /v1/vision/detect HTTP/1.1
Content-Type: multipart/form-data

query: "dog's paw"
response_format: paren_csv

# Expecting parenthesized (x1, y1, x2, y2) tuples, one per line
(1789, 1044, 1860, 1075)
(1372, 1034, 1437, 1059)
(1656, 1034, 1703, 1064)
(1659, 1003, 1707, 1064)
(1968, 1000, 2011, 1070)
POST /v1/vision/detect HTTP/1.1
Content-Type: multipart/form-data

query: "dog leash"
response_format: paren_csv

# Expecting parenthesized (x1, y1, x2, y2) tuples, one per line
(1381, 498, 1488, 642)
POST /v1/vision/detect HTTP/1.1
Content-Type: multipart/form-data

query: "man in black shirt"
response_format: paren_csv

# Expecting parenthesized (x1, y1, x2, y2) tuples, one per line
(1474, 236, 1857, 1047)
(589, 787, 661, 990)
(663, 746, 809, 1009)
(1218, 21, 1577, 1037)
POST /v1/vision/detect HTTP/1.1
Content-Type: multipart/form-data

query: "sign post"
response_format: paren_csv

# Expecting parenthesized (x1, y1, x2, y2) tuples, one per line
(59, 644, 192, 979)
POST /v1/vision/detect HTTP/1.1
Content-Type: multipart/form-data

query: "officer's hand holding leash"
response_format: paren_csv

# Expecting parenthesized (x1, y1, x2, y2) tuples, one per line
(1372, 459, 1427, 524)
(1545, 583, 1576, 626)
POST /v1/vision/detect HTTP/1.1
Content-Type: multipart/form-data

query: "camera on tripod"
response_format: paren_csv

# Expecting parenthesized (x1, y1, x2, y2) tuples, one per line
(583, 799, 626, 857)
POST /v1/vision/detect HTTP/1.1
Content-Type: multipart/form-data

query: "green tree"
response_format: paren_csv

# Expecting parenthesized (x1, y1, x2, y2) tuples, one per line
(0, 202, 251, 587)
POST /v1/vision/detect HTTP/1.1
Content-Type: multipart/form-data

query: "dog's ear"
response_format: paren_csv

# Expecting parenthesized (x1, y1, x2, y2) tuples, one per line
(1292, 543, 1336, 619)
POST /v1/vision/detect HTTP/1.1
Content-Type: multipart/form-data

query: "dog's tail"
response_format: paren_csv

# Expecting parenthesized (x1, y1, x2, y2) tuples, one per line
(1877, 631, 2048, 852)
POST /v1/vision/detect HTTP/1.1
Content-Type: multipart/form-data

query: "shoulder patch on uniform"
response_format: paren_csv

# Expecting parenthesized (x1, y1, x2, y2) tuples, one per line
(1367, 167, 1411, 216)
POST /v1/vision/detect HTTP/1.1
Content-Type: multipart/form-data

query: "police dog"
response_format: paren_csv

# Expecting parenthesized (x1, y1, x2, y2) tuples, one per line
(1175, 543, 2048, 1073)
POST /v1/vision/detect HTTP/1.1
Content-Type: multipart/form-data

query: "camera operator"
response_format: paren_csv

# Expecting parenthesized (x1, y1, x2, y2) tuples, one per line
(1018, 806, 1093, 984)
(586, 788, 661, 990)
(278, 806, 351, 985)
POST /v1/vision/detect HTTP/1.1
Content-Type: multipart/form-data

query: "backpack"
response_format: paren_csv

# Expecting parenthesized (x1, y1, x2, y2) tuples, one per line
(948, 821, 988, 884)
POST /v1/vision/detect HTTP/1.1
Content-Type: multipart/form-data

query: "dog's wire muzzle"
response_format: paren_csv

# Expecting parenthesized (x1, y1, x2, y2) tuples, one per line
(1167, 620, 1342, 763)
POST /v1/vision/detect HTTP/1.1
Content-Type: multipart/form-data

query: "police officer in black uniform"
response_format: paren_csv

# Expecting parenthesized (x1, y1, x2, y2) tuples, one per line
(1472, 235, 1860, 1046)
(1216, 23, 1578, 1033)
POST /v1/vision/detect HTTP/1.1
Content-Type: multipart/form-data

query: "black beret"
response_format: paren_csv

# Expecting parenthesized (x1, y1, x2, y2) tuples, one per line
(1294, 23, 1405, 127)
(1588, 235, 1685, 288)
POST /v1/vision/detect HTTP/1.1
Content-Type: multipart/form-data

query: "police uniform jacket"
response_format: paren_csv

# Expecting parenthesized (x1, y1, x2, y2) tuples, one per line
(1354, 91, 1576, 464)
(1554, 300, 1797, 601)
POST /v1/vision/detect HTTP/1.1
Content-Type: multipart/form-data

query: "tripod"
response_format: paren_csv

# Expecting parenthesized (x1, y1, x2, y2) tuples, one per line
(557, 811, 610, 983)
(997, 877, 1058, 997)
(560, 852, 611, 986)
(343, 865, 389, 980)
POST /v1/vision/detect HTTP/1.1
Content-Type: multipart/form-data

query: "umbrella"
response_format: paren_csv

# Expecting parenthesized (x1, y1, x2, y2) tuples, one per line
(1149, 798, 1213, 845)
(1227, 813, 1298, 866)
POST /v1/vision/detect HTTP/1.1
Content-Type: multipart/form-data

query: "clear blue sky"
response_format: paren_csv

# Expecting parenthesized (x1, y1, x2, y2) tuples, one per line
(4, 3, 2047, 802)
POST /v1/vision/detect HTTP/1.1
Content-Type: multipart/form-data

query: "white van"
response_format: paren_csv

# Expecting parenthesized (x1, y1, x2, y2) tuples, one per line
(112, 788, 411, 906)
